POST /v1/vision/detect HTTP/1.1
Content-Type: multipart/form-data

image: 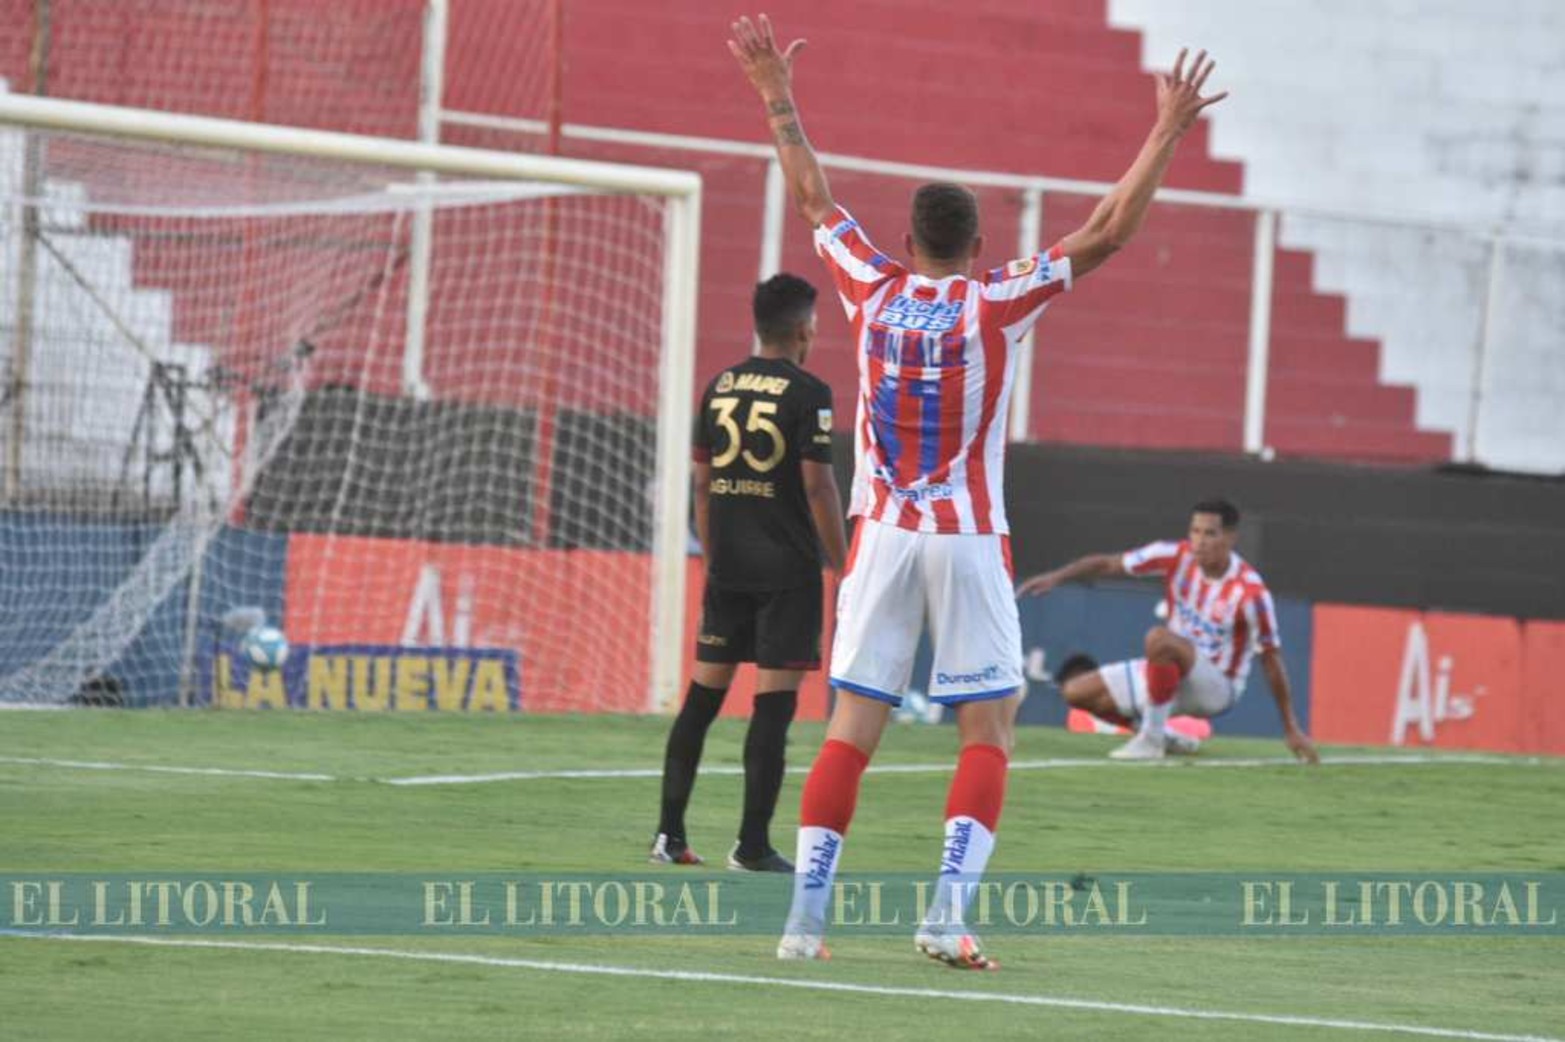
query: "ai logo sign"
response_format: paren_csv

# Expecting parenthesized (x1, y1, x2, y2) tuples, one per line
(402, 564, 476, 646)
(1390, 621, 1484, 744)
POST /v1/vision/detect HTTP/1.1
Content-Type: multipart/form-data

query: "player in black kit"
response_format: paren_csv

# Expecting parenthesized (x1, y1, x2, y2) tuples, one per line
(650, 273, 849, 872)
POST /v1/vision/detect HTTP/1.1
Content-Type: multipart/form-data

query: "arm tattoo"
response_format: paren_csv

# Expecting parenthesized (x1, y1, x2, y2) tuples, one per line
(773, 120, 806, 147)
(767, 99, 796, 117)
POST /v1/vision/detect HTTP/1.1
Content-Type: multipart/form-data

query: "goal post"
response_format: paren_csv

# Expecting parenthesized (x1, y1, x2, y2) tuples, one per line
(0, 90, 701, 713)
(654, 193, 702, 715)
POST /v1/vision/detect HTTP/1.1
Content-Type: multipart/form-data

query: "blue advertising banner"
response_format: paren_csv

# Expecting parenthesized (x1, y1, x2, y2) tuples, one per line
(0, 518, 287, 705)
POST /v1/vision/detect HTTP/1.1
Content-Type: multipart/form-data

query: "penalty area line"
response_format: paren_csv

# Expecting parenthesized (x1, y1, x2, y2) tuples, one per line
(11, 933, 1560, 1042)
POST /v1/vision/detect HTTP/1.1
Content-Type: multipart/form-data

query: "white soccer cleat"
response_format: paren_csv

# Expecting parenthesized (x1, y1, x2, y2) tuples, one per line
(647, 833, 704, 866)
(914, 928, 998, 970)
(777, 933, 831, 961)
(1109, 731, 1167, 760)
(778, 914, 830, 961)
(1162, 730, 1203, 756)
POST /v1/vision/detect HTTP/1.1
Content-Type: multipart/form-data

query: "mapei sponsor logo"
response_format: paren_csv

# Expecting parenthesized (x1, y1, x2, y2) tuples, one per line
(713, 370, 791, 396)
(935, 664, 1003, 687)
(877, 295, 963, 334)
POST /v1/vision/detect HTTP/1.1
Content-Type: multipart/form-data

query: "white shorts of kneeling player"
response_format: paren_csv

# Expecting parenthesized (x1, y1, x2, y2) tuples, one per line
(1101, 654, 1238, 721)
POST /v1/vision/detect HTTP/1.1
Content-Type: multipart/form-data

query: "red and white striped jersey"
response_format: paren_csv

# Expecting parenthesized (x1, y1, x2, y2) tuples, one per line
(1122, 540, 1281, 690)
(813, 205, 1071, 535)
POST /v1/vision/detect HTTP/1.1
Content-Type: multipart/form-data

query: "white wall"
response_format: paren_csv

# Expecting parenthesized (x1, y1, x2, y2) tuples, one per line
(0, 125, 230, 505)
(1110, 0, 1565, 472)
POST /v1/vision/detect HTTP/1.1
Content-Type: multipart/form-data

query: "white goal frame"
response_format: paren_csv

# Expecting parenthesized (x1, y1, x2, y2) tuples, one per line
(0, 91, 703, 713)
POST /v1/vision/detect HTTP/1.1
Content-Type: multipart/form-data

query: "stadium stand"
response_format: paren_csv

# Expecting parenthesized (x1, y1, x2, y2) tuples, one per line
(6, 0, 1560, 469)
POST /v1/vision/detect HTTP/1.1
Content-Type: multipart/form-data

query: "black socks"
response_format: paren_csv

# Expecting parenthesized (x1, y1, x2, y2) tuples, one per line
(657, 682, 727, 842)
(737, 689, 798, 857)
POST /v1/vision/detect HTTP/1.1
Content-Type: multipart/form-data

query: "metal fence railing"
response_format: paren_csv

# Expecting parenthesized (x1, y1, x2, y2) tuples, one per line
(442, 107, 1565, 475)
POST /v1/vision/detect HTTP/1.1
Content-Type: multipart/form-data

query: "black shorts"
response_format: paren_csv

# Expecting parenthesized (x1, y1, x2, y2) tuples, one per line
(695, 579, 823, 670)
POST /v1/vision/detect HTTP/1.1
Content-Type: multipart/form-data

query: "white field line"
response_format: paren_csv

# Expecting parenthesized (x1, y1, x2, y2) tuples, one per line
(0, 756, 336, 781)
(383, 753, 1539, 786)
(0, 752, 1543, 786)
(9, 933, 1560, 1042)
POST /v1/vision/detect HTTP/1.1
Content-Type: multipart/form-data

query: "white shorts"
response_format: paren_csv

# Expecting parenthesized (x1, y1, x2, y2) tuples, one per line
(1101, 655, 1238, 720)
(830, 520, 1023, 706)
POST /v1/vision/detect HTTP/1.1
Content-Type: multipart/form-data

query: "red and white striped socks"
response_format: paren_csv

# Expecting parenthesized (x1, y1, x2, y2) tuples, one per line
(1140, 659, 1185, 735)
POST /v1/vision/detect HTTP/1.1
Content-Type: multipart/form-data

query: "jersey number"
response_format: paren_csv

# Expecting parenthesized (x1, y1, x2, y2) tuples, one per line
(710, 397, 785, 473)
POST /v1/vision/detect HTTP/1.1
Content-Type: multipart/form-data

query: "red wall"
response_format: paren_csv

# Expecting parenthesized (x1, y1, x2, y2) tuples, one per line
(281, 534, 833, 720)
(1311, 605, 1562, 755)
(285, 533, 654, 714)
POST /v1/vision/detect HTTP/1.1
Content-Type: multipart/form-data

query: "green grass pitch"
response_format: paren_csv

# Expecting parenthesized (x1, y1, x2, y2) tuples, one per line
(2, 710, 1562, 1040)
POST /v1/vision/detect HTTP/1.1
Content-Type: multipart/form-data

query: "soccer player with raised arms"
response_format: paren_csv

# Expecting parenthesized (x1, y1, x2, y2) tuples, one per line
(728, 13, 1228, 967)
(651, 273, 849, 872)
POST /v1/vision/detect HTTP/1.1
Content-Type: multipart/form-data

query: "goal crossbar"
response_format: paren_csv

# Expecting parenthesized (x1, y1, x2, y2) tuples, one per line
(0, 91, 700, 198)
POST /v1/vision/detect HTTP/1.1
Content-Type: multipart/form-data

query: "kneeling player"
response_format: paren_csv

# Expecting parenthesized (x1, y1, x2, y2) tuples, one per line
(650, 273, 848, 871)
(1018, 498, 1318, 763)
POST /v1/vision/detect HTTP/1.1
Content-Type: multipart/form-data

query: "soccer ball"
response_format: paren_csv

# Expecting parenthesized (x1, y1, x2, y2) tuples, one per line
(893, 689, 944, 725)
(241, 625, 290, 671)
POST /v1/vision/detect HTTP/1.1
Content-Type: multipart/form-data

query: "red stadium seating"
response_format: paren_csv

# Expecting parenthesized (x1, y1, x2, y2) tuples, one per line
(0, 0, 1452, 465)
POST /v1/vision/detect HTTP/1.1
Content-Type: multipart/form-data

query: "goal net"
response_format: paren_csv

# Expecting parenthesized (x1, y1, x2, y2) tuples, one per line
(0, 92, 699, 712)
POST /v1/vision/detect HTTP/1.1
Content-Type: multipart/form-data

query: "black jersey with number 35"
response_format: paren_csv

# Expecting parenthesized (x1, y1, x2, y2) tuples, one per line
(693, 356, 834, 591)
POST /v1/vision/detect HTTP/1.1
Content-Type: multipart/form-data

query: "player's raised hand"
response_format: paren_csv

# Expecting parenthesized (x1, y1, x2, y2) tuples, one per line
(1015, 571, 1062, 599)
(1153, 47, 1228, 138)
(728, 14, 807, 100)
(1285, 727, 1321, 766)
